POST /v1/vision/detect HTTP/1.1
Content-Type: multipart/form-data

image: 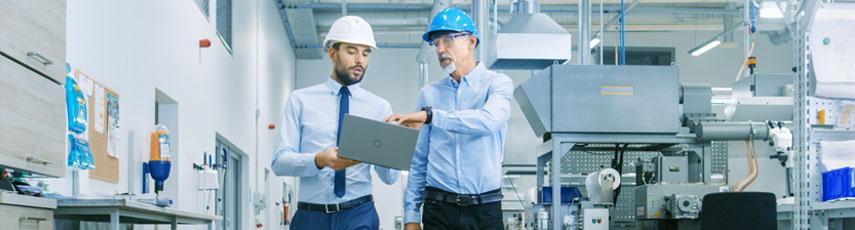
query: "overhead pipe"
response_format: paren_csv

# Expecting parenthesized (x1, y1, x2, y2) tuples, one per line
(285, 2, 739, 14)
(512, 0, 539, 14)
(473, 0, 489, 63)
(277, 0, 298, 48)
(579, 0, 592, 64)
(590, 0, 641, 45)
(599, 0, 604, 65)
(416, 0, 452, 87)
(310, 7, 737, 30)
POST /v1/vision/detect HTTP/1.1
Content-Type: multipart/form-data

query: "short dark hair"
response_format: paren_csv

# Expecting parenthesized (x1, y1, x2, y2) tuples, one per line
(331, 42, 342, 51)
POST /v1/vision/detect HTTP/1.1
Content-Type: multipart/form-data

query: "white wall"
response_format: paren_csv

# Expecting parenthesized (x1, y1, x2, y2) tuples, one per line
(296, 28, 794, 224)
(45, 0, 298, 229)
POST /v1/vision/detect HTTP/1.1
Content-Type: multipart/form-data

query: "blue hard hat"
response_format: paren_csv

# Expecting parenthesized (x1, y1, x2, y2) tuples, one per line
(422, 8, 479, 45)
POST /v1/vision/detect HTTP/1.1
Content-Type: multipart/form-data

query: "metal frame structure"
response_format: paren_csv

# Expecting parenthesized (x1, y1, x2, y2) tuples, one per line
(535, 133, 711, 230)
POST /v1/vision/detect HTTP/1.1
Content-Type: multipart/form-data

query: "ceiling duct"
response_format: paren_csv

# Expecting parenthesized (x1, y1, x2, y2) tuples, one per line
(487, 0, 572, 70)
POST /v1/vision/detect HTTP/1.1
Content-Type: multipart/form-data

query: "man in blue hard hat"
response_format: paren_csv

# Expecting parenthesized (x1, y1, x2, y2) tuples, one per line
(384, 7, 513, 230)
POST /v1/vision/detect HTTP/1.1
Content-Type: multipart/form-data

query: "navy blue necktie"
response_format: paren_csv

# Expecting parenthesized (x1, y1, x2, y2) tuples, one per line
(334, 86, 350, 198)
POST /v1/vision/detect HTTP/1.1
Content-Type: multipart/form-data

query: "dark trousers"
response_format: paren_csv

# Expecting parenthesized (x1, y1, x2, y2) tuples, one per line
(422, 189, 504, 230)
(291, 201, 380, 230)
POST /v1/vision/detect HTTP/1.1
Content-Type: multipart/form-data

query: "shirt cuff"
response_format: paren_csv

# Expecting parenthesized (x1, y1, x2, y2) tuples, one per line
(429, 109, 449, 130)
(404, 210, 422, 224)
(303, 152, 323, 174)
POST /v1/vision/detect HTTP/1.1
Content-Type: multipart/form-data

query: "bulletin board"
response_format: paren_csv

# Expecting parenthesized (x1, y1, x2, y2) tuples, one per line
(76, 70, 120, 183)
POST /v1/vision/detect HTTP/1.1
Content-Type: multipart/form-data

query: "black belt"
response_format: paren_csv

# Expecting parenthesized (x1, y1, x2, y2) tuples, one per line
(424, 187, 503, 207)
(297, 195, 373, 213)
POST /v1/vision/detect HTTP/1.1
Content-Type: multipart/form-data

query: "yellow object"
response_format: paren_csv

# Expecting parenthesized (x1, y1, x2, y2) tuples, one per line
(818, 110, 826, 125)
(654, 211, 661, 217)
(600, 86, 634, 96)
(150, 125, 171, 161)
(747, 57, 757, 66)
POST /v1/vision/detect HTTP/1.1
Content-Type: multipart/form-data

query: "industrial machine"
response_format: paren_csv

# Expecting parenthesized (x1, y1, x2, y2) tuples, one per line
(513, 65, 793, 229)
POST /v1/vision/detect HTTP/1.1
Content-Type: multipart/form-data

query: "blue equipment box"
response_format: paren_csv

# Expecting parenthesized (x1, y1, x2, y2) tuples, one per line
(822, 167, 855, 201)
(540, 186, 583, 204)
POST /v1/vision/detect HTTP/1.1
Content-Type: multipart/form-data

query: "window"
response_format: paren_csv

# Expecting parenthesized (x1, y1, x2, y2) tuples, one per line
(216, 0, 233, 53)
(597, 47, 675, 66)
(194, 0, 209, 20)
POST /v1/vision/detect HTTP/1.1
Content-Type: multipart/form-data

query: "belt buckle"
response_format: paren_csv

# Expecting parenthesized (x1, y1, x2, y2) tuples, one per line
(325, 203, 340, 213)
(456, 195, 473, 206)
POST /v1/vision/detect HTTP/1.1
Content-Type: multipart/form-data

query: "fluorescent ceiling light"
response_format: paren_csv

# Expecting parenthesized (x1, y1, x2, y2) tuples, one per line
(760, 1, 784, 19)
(690, 40, 722, 56)
(590, 37, 601, 48)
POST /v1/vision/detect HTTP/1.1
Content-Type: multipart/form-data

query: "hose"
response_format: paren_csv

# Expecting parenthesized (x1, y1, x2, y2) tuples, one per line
(734, 39, 757, 81)
(734, 135, 759, 191)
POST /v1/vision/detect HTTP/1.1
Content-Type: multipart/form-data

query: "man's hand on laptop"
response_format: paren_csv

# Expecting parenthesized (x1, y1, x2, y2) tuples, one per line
(384, 111, 426, 130)
(315, 147, 360, 171)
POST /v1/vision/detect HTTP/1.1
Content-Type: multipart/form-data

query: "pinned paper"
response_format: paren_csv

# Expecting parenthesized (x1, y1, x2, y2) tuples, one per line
(78, 75, 94, 97)
(94, 84, 106, 134)
(106, 93, 120, 158)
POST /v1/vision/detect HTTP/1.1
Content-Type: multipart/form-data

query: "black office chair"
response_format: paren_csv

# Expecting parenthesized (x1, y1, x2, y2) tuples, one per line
(700, 192, 777, 230)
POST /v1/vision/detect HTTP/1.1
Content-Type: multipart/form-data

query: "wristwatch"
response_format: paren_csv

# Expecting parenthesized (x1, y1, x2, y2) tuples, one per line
(421, 106, 433, 125)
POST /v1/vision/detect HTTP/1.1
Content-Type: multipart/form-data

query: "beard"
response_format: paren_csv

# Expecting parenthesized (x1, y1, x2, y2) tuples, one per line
(334, 55, 367, 86)
(438, 53, 456, 74)
(334, 65, 366, 86)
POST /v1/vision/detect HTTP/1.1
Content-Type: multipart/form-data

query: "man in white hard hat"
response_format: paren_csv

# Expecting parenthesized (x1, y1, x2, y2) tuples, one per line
(272, 15, 398, 230)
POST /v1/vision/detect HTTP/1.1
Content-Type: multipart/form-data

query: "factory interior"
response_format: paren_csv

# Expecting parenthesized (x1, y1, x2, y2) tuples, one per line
(0, 0, 854, 229)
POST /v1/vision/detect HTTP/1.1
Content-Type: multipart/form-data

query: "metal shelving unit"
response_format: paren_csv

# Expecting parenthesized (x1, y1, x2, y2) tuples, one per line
(789, 1, 855, 229)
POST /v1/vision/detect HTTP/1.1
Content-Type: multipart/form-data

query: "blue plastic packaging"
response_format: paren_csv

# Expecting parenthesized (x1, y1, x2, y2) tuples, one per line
(822, 167, 855, 201)
(68, 134, 95, 170)
(540, 186, 583, 204)
(65, 76, 87, 134)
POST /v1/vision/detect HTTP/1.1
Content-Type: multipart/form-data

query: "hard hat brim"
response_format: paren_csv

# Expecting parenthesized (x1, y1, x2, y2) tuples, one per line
(325, 40, 379, 51)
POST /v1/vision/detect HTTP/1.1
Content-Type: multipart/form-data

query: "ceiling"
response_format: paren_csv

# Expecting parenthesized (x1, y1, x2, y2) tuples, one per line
(277, 0, 751, 59)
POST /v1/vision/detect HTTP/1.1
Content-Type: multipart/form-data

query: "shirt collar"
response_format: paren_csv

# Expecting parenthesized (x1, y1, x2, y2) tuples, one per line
(325, 76, 361, 96)
(447, 62, 486, 87)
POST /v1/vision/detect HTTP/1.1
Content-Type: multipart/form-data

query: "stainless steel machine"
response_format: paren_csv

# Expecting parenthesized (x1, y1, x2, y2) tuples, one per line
(514, 65, 793, 229)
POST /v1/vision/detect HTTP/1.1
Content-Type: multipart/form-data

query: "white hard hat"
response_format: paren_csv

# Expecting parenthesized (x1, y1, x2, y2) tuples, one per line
(323, 16, 378, 51)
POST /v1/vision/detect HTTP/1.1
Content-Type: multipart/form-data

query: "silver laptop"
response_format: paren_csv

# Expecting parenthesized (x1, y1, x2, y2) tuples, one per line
(338, 114, 419, 170)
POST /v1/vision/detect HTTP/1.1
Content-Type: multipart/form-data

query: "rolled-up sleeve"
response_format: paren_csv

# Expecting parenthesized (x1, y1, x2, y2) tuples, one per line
(431, 75, 513, 136)
(271, 94, 322, 177)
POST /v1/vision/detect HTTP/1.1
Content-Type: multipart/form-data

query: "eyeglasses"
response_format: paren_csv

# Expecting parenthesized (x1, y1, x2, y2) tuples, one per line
(429, 33, 471, 48)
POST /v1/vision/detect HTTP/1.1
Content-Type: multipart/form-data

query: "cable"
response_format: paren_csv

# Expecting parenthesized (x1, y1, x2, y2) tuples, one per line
(612, 144, 629, 204)
(505, 175, 527, 209)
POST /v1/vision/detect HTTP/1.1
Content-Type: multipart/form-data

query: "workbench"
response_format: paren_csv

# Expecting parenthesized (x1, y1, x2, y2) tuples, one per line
(54, 198, 221, 230)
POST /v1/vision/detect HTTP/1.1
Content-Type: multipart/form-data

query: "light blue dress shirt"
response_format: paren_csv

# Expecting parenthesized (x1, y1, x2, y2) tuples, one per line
(404, 62, 514, 223)
(272, 77, 399, 204)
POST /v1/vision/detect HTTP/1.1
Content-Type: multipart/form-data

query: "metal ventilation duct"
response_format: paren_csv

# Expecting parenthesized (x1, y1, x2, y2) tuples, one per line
(487, 0, 572, 70)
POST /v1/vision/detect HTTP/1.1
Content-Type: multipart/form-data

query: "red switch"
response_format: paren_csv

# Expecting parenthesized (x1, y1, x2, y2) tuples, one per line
(597, 219, 602, 223)
(268, 124, 276, 130)
(200, 39, 212, 48)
